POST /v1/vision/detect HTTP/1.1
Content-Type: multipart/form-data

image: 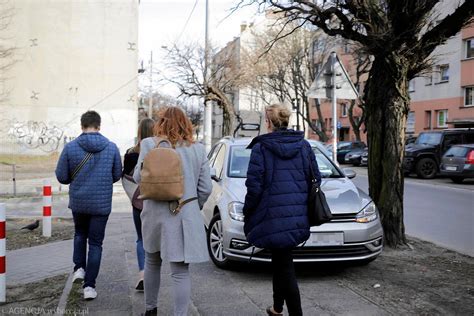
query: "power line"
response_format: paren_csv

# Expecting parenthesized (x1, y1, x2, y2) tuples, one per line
(175, 0, 200, 44)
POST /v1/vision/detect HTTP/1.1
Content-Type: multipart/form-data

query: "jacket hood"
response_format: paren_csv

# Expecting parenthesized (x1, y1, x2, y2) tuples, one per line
(77, 132, 109, 153)
(247, 129, 305, 159)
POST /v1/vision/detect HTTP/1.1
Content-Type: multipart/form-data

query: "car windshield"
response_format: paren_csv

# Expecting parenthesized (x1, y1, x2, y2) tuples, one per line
(444, 146, 469, 157)
(415, 133, 442, 146)
(228, 146, 252, 178)
(228, 145, 343, 179)
(312, 147, 344, 178)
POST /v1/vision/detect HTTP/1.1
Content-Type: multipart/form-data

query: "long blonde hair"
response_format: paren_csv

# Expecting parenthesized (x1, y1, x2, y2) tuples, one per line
(265, 104, 292, 131)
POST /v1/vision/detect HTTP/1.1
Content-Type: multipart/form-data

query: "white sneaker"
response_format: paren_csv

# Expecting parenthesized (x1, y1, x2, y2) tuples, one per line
(72, 268, 85, 284)
(83, 286, 97, 300)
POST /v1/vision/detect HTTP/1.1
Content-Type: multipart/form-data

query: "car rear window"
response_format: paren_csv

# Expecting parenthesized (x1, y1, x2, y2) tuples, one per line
(415, 133, 442, 145)
(444, 146, 469, 157)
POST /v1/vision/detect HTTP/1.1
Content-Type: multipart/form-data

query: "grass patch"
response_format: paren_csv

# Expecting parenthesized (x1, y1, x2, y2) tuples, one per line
(6, 217, 74, 251)
(0, 274, 68, 312)
(66, 282, 84, 312)
(0, 153, 59, 165)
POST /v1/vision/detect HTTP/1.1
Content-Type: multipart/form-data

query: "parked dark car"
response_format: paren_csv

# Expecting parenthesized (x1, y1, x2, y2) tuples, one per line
(403, 129, 474, 179)
(327, 141, 366, 164)
(345, 147, 368, 166)
(439, 144, 474, 183)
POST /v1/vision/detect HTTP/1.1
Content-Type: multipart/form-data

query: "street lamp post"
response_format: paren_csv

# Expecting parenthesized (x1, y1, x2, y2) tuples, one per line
(203, 0, 212, 153)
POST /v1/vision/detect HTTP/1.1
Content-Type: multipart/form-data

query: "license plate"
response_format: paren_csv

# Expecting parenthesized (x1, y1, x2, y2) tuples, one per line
(307, 232, 344, 246)
(445, 166, 457, 171)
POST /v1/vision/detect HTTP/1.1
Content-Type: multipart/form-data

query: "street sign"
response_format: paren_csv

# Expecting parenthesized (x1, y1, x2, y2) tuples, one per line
(307, 55, 359, 100)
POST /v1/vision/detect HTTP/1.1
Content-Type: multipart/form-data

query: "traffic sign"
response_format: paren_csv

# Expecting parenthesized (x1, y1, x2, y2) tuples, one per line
(307, 54, 359, 100)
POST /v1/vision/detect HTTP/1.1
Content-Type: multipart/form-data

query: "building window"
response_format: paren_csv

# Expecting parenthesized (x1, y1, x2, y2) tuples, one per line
(465, 87, 474, 107)
(466, 38, 474, 59)
(436, 110, 448, 128)
(424, 111, 432, 129)
(341, 103, 348, 117)
(407, 111, 415, 134)
(438, 64, 449, 82)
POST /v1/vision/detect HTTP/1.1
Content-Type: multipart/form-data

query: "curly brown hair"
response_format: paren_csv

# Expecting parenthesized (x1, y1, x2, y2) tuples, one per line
(153, 106, 195, 146)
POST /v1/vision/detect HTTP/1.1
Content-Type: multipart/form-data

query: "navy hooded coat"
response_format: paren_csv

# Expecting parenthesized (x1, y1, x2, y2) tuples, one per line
(243, 129, 322, 249)
(55, 132, 122, 215)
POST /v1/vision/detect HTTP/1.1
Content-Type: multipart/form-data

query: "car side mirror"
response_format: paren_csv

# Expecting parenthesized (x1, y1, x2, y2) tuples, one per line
(210, 167, 220, 182)
(343, 168, 356, 179)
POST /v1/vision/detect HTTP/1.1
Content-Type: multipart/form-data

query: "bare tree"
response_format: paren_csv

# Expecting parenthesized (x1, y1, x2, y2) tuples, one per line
(240, 21, 333, 141)
(164, 42, 240, 136)
(239, 0, 474, 246)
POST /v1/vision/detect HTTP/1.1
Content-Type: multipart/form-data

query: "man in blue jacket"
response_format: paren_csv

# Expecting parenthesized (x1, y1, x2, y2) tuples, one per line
(55, 111, 122, 300)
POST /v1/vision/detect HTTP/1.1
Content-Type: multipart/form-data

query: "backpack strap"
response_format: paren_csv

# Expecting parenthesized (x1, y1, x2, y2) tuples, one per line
(154, 137, 173, 149)
(169, 197, 199, 215)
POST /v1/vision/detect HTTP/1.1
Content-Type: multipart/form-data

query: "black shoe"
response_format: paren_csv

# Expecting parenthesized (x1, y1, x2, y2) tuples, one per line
(142, 308, 157, 316)
(135, 279, 144, 291)
(266, 306, 283, 315)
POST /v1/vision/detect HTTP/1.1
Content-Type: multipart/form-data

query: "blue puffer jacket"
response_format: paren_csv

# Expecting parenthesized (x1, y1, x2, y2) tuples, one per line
(55, 132, 122, 215)
(243, 129, 322, 249)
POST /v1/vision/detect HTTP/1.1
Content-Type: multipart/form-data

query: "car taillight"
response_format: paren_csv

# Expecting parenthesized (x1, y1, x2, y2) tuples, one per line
(466, 150, 474, 164)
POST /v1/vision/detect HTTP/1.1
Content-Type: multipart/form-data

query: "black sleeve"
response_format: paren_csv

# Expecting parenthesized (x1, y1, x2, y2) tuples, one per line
(122, 150, 139, 176)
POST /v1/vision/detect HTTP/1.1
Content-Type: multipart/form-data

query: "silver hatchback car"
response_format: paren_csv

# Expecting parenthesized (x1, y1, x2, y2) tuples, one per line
(201, 137, 383, 268)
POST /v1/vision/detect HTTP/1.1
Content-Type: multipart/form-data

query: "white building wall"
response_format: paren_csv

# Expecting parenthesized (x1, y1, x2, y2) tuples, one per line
(0, 0, 138, 155)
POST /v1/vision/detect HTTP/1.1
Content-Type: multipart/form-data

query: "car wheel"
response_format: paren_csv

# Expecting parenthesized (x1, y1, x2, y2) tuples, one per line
(450, 177, 464, 184)
(353, 160, 361, 167)
(415, 158, 437, 179)
(207, 213, 230, 269)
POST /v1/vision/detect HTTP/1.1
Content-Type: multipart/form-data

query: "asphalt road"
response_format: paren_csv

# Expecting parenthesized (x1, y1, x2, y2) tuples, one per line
(350, 167, 474, 256)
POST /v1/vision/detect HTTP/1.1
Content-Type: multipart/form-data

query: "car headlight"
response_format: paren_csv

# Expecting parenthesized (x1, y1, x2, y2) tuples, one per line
(228, 202, 245, 221)
(351, 154, 361, 158)
(356, 201, 378, 223)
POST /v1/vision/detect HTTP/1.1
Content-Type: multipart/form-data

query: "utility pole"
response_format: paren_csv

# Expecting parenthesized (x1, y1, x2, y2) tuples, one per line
(331, 51, 338, 163)
(203, 0, 212, 153)
(148, 51, 153, 119)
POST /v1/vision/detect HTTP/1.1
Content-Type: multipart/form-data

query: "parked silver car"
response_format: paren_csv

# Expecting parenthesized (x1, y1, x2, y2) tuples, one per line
(201, 137, 383, 268)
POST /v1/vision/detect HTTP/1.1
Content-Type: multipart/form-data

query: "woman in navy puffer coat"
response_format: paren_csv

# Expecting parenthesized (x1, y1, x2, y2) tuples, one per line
(243, 104, 321, 316)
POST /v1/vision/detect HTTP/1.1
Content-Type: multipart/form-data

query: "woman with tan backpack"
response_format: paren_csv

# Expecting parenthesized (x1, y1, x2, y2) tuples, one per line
(133, 107, 212, 316)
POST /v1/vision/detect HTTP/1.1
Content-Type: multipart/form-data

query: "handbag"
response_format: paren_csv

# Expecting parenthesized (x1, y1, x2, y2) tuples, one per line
(122, 174, 143, 210)
(307, 157, 332, 226)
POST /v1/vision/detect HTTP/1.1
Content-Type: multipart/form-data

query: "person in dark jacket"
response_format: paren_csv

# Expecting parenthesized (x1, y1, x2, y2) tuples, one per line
(55, 111, 122, 301)
(243, 104, 321, 316)
(122, 117, 154, 291)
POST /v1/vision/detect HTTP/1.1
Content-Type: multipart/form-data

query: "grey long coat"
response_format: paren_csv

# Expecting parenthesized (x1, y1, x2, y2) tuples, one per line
(133, 137, 212, 263)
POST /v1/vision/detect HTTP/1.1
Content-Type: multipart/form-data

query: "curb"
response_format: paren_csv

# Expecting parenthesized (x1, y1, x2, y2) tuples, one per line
(57, 270, 74, 312)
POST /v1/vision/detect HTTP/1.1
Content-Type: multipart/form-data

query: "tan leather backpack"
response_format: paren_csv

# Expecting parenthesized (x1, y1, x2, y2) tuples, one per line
(138, 138, 198, 214)
(139, 138, 184, 201)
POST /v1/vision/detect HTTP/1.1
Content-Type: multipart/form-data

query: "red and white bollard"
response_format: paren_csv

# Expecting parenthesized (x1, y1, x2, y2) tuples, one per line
(0, 202, 6, 302)
(42, 179, 52, 237)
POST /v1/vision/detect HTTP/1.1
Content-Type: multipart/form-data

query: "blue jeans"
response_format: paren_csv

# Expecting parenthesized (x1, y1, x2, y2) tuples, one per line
(133, 207, 145, 271)
(72, 212, 109, 288)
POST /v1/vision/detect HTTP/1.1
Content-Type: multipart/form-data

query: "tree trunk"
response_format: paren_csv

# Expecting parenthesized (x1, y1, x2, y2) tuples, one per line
(365, 56, 409, 247)
(348, 100, 362, 141)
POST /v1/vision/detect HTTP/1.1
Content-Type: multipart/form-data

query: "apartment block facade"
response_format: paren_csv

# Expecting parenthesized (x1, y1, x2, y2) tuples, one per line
(408, 24, 474, 135)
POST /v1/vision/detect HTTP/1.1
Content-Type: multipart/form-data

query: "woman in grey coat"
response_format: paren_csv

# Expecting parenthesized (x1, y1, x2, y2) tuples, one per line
(133, 107, 212, 316)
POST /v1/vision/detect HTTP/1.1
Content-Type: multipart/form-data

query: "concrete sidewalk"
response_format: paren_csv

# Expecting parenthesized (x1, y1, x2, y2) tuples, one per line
(6, 196, 390, 315)
(7, 240, 72, 285)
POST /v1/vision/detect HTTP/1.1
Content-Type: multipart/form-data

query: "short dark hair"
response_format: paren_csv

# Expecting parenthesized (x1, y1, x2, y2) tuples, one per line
(81, 111, 101, 129)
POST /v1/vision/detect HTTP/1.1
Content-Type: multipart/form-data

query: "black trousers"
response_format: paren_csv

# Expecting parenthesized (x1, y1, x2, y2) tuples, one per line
(271, 249, 303, 316)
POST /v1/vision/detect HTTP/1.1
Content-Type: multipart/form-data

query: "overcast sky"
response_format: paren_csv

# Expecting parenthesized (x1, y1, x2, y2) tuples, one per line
(138, 0, 261, 96)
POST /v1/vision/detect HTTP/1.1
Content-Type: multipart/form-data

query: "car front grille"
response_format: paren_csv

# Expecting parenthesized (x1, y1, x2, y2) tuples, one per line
(330, 213, 357, 222)
(256, 245, 373, 260)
